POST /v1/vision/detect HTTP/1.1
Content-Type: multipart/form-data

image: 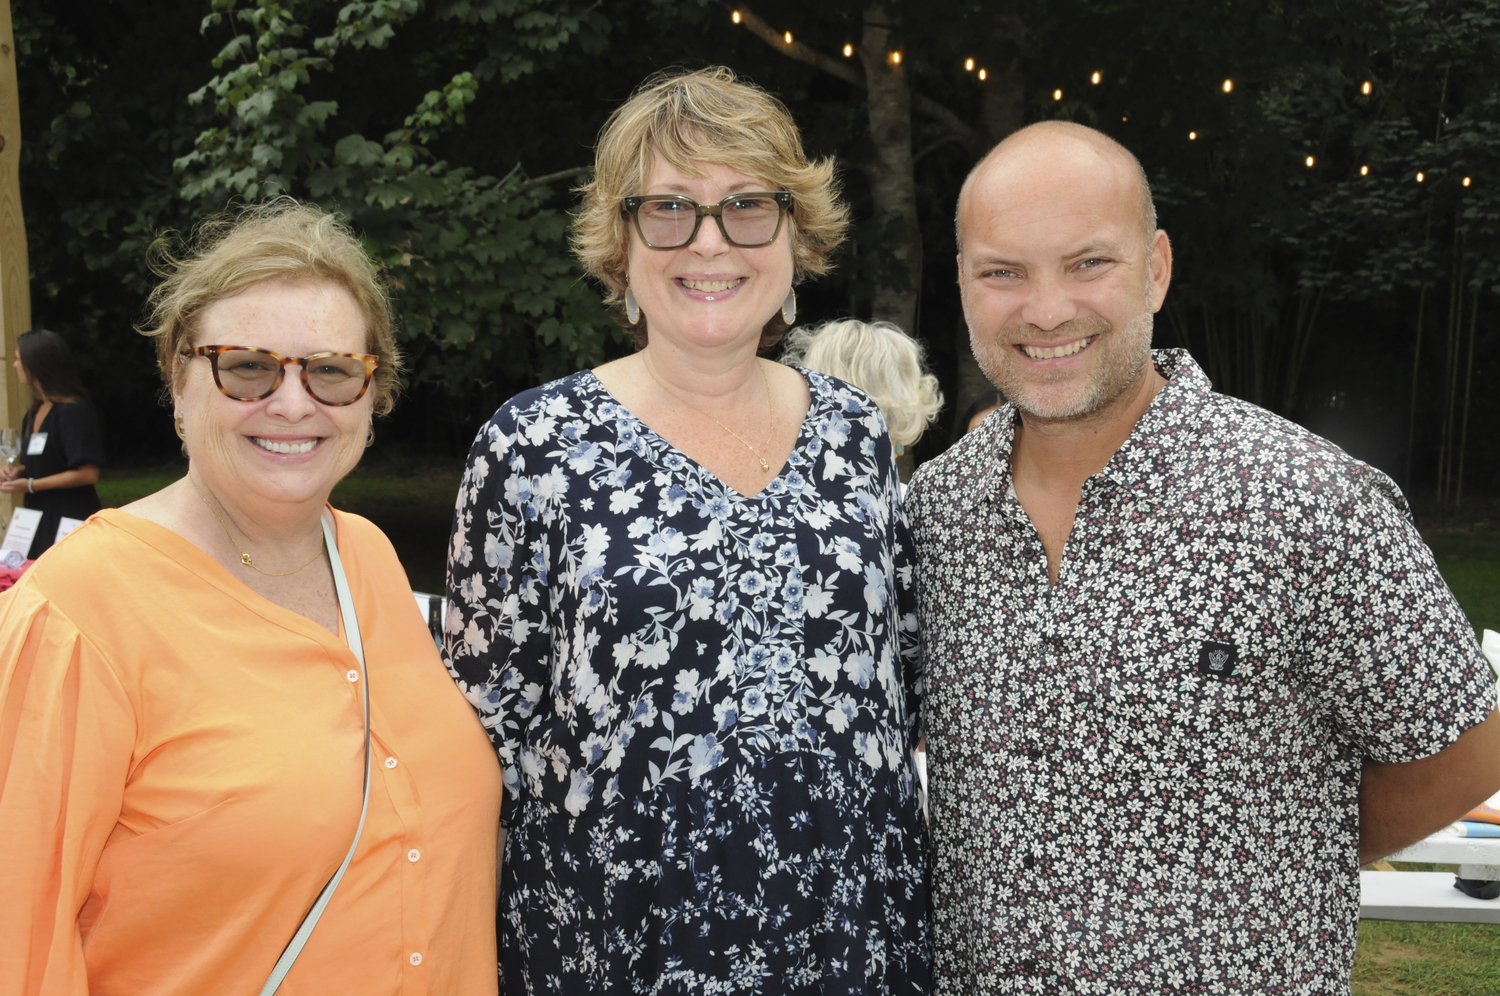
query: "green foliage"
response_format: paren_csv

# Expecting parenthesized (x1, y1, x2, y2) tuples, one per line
(168, 0, 622, 404)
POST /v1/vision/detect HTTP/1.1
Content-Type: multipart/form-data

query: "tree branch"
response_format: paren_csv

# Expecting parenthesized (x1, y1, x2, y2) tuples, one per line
(913, 95, 975, 148)
(501, 165, 591, 199)
(724, 4, 975, 149)
(727, 4, 864, 88)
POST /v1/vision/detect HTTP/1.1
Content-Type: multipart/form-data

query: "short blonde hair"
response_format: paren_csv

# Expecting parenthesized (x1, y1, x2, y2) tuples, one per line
(573, 67, 849, 346)
(781, 319, 944, 447)
(139, 198, 402, 416)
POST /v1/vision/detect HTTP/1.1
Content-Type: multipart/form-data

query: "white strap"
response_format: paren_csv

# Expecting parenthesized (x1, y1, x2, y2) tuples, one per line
(259, 515, 371, 996)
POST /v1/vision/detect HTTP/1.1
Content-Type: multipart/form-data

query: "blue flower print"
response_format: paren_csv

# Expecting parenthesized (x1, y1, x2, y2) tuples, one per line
(444, 368, 928, 995)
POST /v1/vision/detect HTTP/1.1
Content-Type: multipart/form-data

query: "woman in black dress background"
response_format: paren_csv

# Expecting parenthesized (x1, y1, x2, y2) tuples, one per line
(0, 329, 105, 558)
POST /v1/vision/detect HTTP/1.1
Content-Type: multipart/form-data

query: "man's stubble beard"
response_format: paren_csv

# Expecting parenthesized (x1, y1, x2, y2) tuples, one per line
(971, 308, 1155, 425)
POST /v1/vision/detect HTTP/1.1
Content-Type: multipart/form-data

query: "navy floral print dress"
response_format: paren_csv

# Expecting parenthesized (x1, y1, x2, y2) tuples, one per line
(445, 368, 930, 995)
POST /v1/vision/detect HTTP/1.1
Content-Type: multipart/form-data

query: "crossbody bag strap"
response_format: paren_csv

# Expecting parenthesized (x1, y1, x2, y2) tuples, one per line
(258, 514, 372, 996)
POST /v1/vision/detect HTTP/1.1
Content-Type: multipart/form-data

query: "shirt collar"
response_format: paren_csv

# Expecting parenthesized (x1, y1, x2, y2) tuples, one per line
(978, 348, 1212, 505)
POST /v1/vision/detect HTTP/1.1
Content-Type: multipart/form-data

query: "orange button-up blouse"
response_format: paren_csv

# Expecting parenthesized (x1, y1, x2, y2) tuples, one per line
(0, 508, 502, 996)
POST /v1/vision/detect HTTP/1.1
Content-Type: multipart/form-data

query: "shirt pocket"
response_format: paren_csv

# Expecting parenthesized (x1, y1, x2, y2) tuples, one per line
(1097, 637, 1288, 785)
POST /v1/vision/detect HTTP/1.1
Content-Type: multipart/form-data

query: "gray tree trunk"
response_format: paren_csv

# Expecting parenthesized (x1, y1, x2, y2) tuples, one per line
(859, 6, 920, 338)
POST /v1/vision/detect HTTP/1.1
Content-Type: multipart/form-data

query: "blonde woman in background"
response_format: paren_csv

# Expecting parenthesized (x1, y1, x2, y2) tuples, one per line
(781, 319, 944, 477)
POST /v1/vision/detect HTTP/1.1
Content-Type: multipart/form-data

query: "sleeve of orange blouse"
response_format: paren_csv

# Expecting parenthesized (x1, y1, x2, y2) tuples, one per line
(0, 586, 135, 996)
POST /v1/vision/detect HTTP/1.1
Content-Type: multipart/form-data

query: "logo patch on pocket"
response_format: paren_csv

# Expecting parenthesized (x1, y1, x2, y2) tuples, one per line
(1197, 640, 1239, 680)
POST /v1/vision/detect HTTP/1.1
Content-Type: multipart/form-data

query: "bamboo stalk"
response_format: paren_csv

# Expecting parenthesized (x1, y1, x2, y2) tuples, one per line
(1455, 289, 1480, 508)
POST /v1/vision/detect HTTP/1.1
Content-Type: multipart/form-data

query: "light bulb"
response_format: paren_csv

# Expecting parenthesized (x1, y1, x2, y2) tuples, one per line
(1091, 71, 1101, 85)
(1416, 172, 1425, 182)
(783, 31, 792, 44)
(978, 69, 987, 81)
(1223, 79, 1233, 93)
(1463, 176, 1471, 187)
(1362, 81, 1371, 95)
(965, 58, 974, 72)
(1305, 156, 1315, 167)
(1189, 131, 1197, 140)
(1053, 89, 1063, 101)
(731, 10, 741, 23)
(844, 44, 853, 57)
(1360, 165, 1369, 176)
(891, 51, 901, 65)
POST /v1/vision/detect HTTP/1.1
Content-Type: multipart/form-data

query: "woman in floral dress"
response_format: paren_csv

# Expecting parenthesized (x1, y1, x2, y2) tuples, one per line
(445, 67, 929, 994)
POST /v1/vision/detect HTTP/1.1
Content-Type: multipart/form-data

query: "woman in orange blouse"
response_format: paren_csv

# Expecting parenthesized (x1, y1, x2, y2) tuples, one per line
(0, 201, 502, 996)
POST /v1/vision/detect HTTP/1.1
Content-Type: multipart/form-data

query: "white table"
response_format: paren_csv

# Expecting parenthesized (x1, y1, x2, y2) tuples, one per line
(1361, 833, 1500, 923)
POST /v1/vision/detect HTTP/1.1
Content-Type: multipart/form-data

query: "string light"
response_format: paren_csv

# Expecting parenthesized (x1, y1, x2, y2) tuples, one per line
(1362, 81, 1372, 95)
(1305, 156, 1315, 167)
(1053, 89, 1063, 100)
(965, 58, 974, 71)
(843, 44, 853, 57)
(1189, 131, 1197, 140)
(731, 10, 741, 23)
(890, 51, 902, 65)
(1223, 79, 1233, 93)
(1416, 171, 1425, 182)
(1360, 165, 1369, 176)
(1463, 176, 1472, 187)
(783, 30, 792, 44)
(1122, 116, 1128, 122)
(978, 68, 987, 81)
(1091, 71, 1101, 84)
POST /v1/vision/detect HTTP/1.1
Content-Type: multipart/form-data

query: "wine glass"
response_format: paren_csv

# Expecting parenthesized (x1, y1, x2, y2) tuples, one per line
(0, 428, 19, 467)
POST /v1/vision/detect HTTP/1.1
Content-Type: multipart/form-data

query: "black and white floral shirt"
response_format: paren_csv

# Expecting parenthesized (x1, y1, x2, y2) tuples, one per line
(905, 349, 1495, 995)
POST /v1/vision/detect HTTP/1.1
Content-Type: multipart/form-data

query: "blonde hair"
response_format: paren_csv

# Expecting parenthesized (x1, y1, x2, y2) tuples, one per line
(139, 198, 402, 416)
(573, 67, 849, 347)
(781, 319, 944, 447)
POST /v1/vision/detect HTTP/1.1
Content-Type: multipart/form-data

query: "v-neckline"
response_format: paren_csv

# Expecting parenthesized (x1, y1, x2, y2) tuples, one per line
(98, 507, 353, 650)
(582, 367, 822, 502)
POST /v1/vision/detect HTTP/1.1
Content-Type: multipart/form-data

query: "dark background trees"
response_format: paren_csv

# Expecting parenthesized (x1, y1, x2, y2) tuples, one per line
(16, 0, 1500, 502)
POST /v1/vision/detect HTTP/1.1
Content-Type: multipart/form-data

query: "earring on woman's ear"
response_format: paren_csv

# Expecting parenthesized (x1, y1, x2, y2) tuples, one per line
(625, 285, 642, 326)
(173, 413, 185, 440)
(781, 288, 797, 325)
(365, 425, 375, 448)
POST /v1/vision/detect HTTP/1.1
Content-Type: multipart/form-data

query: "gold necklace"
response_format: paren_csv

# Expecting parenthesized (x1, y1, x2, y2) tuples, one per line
(644, 355, 776, 471)
(188, 474, 326, 577)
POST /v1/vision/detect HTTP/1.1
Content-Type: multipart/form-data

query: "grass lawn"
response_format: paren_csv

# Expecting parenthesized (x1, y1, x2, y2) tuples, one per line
(93, 466, 1500, 989)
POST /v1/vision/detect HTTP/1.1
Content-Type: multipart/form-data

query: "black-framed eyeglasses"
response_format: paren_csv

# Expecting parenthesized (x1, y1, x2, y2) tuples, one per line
(621, 191, 794, 249)
(187, 345, 379, 406)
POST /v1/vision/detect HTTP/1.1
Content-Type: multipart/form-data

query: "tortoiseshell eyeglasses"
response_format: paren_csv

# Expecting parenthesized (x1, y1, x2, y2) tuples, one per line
(187, 345, 379, 406)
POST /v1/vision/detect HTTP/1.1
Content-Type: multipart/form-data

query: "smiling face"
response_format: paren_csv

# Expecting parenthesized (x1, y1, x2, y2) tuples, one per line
(957, 130, 1171, 423)
(626, 158, 795, 355)
(174, 277, 373, 510)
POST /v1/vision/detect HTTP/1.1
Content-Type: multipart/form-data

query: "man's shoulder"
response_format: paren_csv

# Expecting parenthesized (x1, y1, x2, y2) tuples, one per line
(1171, 389, 1407, 515)
(907, 411, 1008, 520)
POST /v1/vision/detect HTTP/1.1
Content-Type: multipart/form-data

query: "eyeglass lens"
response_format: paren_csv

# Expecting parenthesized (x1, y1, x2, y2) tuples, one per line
(216, 350, 371, 404)
(637, 195, 784, 248)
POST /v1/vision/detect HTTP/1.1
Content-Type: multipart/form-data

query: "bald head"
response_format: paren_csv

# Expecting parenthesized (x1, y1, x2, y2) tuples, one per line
(955, 121, 1157, 256)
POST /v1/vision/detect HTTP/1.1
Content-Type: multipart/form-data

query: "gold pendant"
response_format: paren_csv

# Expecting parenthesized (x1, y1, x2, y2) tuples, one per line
(241, 553, 254, 566)
(758, 456, 770, 471)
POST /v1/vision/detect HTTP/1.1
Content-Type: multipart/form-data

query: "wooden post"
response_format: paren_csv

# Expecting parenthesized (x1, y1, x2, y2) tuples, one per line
(0, 0, 28, 521)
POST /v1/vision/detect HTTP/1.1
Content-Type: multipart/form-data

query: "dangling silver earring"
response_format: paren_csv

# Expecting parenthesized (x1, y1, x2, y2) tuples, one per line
(781, 288, 797, 325)
(625, 285, 641, 325)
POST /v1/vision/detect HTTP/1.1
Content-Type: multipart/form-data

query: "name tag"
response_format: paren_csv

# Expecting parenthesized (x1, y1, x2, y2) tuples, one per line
(26, 432, 46, 455)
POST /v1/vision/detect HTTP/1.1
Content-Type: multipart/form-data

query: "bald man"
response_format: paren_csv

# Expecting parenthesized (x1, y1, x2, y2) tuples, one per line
(905, 121, 1500, 993)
